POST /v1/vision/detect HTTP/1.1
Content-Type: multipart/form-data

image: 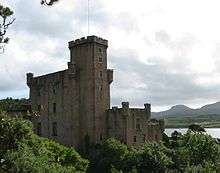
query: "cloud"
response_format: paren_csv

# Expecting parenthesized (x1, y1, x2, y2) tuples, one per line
(1, 0, 220, 111)
(110, 48, 220, 109)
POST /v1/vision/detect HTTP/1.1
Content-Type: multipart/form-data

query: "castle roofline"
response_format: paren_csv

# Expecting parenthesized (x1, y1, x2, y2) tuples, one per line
(68, 35, 108, 48)
(30, 69, 68, 79)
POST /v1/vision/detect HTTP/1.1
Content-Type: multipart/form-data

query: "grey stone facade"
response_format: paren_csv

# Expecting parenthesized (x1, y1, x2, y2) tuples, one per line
(27, 36, 164, 148)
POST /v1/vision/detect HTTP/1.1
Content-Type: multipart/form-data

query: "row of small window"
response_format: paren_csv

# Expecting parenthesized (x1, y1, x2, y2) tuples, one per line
(37, 122, 57, 136)
(37, 103, 57, 113)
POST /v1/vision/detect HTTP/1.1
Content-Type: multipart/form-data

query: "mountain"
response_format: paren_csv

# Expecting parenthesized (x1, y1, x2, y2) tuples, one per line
(152, 102, 220, 118)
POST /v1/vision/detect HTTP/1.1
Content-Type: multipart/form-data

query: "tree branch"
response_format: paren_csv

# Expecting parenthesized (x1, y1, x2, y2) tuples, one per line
(41, 0, 59, 6)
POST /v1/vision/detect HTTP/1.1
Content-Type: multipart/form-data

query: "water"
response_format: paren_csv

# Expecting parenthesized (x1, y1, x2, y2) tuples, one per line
(165, 128, 220, 138)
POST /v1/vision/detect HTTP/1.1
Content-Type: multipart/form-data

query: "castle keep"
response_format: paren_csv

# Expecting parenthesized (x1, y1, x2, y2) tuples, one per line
(27, 36, 164, 148)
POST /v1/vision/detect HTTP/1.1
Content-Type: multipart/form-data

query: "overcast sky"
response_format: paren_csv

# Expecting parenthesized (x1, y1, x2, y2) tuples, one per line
(1, 0, 220, 111)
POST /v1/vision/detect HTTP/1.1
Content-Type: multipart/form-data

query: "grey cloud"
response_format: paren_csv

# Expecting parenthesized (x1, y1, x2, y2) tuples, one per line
(109, 48, 220, 108)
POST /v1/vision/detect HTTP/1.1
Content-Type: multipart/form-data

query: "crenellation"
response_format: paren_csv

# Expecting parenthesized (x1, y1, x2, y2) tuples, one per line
(26, 73, 34, 86)
(122, 102, 129, 108)
(68, 36, 108, 48)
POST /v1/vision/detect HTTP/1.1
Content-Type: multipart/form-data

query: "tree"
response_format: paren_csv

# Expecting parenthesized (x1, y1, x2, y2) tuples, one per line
(41, 0, 59, 6)
(188, 124, 206, 132)
(173, 131, 220, 172)
(0, 4, 15, 53)
(0, 114, 89, 173)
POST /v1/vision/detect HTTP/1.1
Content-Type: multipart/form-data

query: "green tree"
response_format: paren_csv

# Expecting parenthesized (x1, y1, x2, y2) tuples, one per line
(174, 131, 220, 172)
(88, 138, 173, 173)
(0, 114, 89, 173)
(0, 4, 15, 52)
(41, 0, 59, 6)
(188, 124, 206, 132)
(136, 142, 173, 173)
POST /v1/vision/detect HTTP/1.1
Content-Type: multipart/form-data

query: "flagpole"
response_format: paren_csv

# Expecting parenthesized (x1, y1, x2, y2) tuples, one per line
(88, 0, 90, 36)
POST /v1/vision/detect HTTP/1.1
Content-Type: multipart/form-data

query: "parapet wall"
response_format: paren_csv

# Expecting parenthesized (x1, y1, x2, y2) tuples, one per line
(68, 35, 108, 48)
(109, 102, 151, 118)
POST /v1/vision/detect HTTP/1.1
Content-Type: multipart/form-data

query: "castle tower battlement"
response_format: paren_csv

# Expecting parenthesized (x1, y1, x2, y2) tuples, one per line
(68, 36, 108, 48)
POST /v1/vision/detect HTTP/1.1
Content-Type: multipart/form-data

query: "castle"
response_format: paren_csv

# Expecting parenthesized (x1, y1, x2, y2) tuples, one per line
(27, 36, 164, 148)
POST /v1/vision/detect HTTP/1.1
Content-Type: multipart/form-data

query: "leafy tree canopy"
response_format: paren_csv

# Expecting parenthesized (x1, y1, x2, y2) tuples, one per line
(0, 4, 15, 53)
(0, 114, 89, 173)
(41, 0, 59, 6)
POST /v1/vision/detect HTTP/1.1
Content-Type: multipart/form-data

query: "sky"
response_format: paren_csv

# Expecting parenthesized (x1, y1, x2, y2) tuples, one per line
(1, 0, 220, 111)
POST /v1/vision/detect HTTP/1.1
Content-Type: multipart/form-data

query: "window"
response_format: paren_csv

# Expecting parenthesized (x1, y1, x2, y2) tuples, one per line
(133, 136, 137, 142)
(136, 118, 141, 130)
(99, 71, 103, 78)
(53, 82, 59, 95)
(99, 56, 102, 62)
(37, 88, 41, 96)
(52, 122, 57, 136)
(99, 48, 102, 53)
(37, 122, 41, 136)
(100, 133, 103, 141)
(53, 87, 56, 94)
(99, 85, 103, 91)
(143, 134, 146, 142)
(155, 134, 158, 140)
(37, 105, 41, 112)
(53, 103, 56, 114)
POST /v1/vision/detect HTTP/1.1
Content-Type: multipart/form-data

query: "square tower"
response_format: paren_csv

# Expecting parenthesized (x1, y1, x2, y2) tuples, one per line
(68, 36, 113, 145)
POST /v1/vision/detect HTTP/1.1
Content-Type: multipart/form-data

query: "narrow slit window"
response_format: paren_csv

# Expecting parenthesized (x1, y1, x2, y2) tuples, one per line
(53, 103, 56, 114)
(37, 122, 41, 136)
(99, 71, 103, 78)
(99, 56, 102, 62)
(38, 105, 41, 112)
(133, 136, 137, 142)
(52, 122, 57, 136)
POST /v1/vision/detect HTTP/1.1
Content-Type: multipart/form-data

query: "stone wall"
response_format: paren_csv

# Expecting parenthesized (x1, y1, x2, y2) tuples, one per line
(107, 102, 164, 147)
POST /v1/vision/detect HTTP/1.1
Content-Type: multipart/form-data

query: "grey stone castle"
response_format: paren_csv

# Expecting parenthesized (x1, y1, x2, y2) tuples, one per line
(27, 36, 164, 149)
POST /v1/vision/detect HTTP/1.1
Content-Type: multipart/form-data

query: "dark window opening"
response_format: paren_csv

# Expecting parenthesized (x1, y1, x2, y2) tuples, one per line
(143, 134, 146, 142)
(99, 71, 103, 78)
(37, 122, 41, 136)
(37, 89, 41, 96)
(53, 88, 56, 94)
(155, 134, 158, 140)
(37, 105, 41, 112)
(53, 103, 56, 114)
(99, 56, 102, 62)
(136, 118, 141, 130)
(133, 136, 137, 142)
(52, 122, 57, 136)
(100, 133, 103, 141)
(99, 48, 102, 52)
(99, 85, 103, 92)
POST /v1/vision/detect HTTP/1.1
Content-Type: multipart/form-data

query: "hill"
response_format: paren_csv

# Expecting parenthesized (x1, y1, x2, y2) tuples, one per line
(152, 101, 220, 118)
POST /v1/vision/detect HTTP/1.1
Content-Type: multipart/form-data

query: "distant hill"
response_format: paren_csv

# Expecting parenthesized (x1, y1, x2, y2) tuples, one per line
(152, 101, 220, 118)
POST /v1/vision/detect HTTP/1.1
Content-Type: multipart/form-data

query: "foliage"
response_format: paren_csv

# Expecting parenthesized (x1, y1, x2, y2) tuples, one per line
(137, 142, 173, 173)
(41, 0, 59, 6)
(0, 115, 89, 173)
(88, 138, 173, 173)
(163, 130, 220, 172)
(0, 98, 28, 112)
(2, 113, 220, 172)
(0, 114, 33, 154)
(188, 123, 206, 132)
(0, 4, 15, 52)
(176, 131, 220, 171)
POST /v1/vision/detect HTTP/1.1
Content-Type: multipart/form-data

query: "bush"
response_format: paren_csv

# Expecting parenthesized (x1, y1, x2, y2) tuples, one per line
(0, 115, 89, 173)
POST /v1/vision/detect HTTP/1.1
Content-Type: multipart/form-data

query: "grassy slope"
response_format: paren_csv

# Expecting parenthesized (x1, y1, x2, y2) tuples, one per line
(165, 114, 220, 128)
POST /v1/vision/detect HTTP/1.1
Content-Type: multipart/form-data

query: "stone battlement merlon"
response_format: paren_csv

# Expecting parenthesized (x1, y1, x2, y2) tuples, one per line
(68, 35, 108, 48)
(108, 102, 151, 112)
